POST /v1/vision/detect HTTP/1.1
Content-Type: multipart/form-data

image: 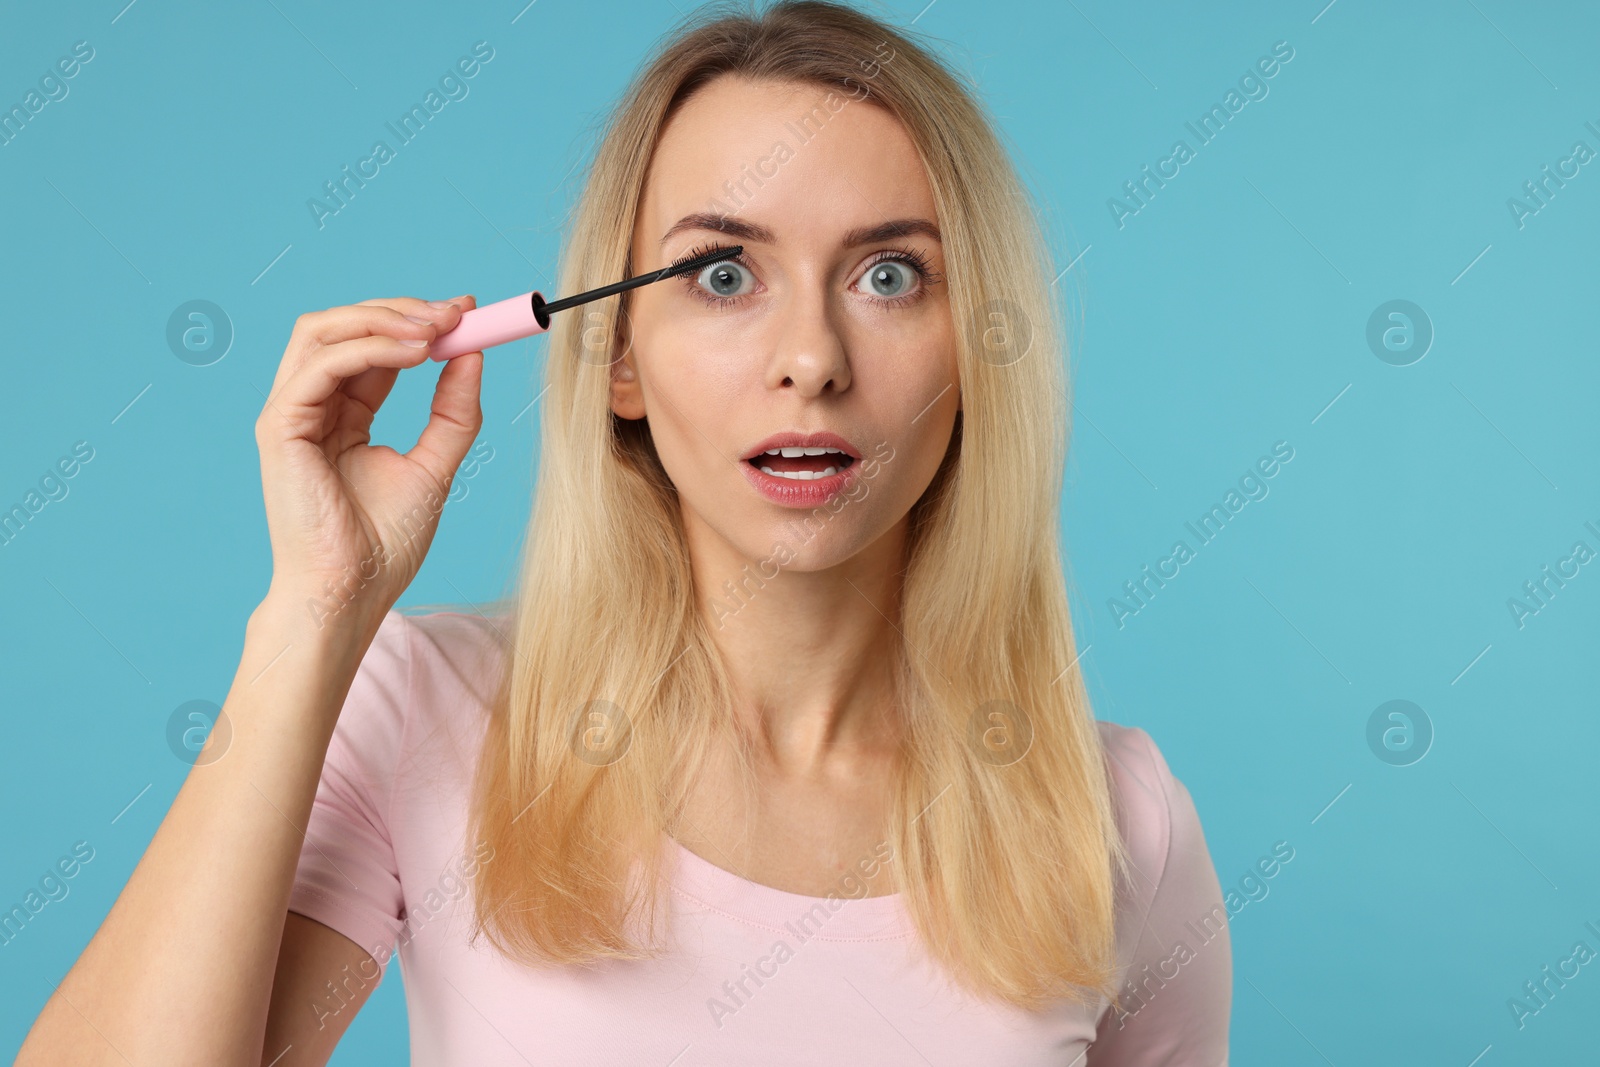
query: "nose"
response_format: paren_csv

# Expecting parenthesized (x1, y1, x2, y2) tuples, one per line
(765, 282, 851, 396)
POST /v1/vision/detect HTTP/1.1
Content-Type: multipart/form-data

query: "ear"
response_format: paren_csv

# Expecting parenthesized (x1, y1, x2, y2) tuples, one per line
(609, 350, 646, 420)
(608, 301, 647, 420)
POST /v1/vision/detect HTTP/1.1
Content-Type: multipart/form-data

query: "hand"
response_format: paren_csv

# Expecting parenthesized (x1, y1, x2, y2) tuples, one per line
(253, 295, 482, 630)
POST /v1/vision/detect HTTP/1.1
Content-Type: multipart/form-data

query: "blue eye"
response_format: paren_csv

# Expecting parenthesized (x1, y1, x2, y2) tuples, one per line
(694, 258, 752, 299)
(856, 259, 918, 299)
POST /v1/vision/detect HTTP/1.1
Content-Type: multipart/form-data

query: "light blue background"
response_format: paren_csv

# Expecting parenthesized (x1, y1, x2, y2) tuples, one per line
(3, 0, 1597, 1063)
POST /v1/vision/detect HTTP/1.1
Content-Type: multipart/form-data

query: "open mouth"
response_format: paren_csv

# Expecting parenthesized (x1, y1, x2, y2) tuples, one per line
(745, 446, 857, 481)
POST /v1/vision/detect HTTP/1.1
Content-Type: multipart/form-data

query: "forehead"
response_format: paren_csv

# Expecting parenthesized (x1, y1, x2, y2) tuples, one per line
(639, 75, 936, 249)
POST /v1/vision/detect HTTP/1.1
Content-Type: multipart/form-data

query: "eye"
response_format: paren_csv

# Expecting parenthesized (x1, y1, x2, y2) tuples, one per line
(672, 242, 756, 307)
(694, 257, 754, 301)
(856, 259, 917, 300)
(853, 247, 940, 307)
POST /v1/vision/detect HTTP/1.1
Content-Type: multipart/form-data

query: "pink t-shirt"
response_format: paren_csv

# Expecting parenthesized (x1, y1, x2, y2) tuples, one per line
(288, 610, 1231, 1064)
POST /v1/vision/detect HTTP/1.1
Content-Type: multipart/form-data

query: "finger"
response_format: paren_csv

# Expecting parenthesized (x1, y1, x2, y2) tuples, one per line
(294, 303, 442, 347)
(341, 295, 478, 418)
(273, 302, 458, 392)
(354, 294, 478, 321)
(339, 363, 402, 432)
(264, 335, 435, 440)
(354, 295, 471, 321)
(404, 350, 484, 488)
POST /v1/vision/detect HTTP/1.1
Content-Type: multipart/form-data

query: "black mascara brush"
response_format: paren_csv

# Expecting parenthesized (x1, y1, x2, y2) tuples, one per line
(428, 244, 745, 361)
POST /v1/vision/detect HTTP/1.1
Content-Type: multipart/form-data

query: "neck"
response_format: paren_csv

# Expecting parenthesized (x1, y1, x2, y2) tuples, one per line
(687, 512, 908, 778)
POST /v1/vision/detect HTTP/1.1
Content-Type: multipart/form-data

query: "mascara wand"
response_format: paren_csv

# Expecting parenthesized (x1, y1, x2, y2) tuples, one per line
(428, 245, 744, 361)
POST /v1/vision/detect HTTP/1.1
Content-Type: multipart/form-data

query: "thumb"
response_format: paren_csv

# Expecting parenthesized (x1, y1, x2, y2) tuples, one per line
(406, 350, 484, 489)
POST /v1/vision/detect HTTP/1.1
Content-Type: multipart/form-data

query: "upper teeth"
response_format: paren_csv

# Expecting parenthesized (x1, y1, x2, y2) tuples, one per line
(762, 446, 844, 457)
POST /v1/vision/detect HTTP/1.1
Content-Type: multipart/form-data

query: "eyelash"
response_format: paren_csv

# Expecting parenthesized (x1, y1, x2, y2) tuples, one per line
(671, 241, 942, 310)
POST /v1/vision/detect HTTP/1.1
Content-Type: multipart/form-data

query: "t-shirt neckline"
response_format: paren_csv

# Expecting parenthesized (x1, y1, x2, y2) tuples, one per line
(664, 833, 914, 941)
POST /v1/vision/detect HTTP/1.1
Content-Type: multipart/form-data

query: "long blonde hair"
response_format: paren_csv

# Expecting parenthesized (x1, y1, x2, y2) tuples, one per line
(464, 0, 1129, 1011)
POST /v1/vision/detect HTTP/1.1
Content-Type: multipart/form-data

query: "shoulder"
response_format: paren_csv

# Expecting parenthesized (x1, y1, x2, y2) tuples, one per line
(391, 606, 511, 751)
(1090, 722, 1232, 1052)
(327, 607, 511, 789)
(1094, 723, 1228, 1055)
(1093, 720, 1207, 924)
(399, 607, 512, 699)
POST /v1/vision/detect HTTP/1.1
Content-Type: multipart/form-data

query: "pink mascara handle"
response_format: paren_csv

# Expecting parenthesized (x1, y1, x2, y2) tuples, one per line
(429, 291, 550, 361)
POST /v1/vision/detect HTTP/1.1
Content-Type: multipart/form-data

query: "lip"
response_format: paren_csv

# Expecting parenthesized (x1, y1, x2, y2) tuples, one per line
(740, 431, 862, 462)
(739, 430, 863, 509)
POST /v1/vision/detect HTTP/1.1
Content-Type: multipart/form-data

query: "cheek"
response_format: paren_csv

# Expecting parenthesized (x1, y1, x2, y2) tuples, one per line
(635, 293, 746, 396)
(638, 341, 747, 472)
(662, 345, 748, 422)
(874, 328, 958, 424)
(894, 342, 960, 481)
(850, 388, 954, 509)
(894, 307, 958, 401)
(901, 407, 956, 488)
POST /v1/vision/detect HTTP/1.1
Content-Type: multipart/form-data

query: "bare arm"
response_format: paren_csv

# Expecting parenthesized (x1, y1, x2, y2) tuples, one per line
(17, 293, 483, 1066)
(18, 595, 376, 1065)
(261, 912, 387, 1065)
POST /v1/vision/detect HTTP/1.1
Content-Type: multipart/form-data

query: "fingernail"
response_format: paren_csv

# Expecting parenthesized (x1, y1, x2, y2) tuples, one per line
(427, 301, 452, 309)
(405, 314, 432, 325)
(399, 338, 429, 348)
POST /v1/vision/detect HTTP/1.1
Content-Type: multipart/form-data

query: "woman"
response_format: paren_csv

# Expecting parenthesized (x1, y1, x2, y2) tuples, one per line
(20, 2, 1230, 1063)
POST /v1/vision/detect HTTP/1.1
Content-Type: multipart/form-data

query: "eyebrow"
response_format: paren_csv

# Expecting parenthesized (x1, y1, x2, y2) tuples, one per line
(659, 212, 942, 249)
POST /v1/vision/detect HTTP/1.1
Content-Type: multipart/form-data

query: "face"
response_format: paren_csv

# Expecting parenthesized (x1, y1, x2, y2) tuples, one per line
(614, 75, 960, 576)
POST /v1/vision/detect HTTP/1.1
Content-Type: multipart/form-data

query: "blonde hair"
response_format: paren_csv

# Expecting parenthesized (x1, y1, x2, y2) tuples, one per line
(463, 0, 1129, 1011)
